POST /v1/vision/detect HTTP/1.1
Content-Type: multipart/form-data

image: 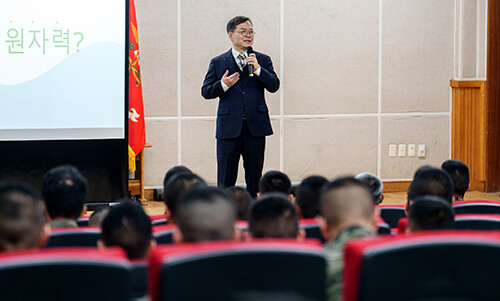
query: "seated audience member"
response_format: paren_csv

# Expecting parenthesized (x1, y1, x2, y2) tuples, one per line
(0, 181, 49, 252)
(88, 207, 110, 228)
(319, 177, 378, 301)
(42, 165, 88, 229)
(163, 166, 193, 192)
(405, 165, 454, 216)
(99, 202, 155, 260)
(355, 172, 384, 205)
(406, 195, 454, 233)
(441, 159, 470, 201)
(258, 170, 292, 199)
(295, 175, 328, 219)
(162, 172, 206, 224)
(248, 193, 304, 240)
(174, 186, 235, 243)
(225, 186, 253, 221)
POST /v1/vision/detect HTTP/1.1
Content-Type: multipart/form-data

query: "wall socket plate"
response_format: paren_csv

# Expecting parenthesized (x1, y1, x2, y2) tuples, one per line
(418, 144, 426, 157)
(398, 144, 406, 157)
(408, 144, 416, 157)
(389, 144, 397, 157)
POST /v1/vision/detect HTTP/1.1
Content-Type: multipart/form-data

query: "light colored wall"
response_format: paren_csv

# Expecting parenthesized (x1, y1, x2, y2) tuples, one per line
(136, 0, 487, 188)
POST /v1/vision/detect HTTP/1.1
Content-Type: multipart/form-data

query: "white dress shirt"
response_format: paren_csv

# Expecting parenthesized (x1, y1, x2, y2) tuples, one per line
(221, 48, 261, 92)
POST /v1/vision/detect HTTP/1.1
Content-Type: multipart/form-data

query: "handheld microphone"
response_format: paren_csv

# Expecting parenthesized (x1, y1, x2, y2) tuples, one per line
(247, 47, 254, 77)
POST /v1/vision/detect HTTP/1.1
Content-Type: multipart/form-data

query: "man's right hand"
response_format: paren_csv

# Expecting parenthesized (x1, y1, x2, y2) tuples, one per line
(222, 70, 240, 88)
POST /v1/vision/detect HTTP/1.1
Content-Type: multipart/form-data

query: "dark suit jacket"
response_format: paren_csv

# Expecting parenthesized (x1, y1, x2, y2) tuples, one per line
(201, 49, 280, 139)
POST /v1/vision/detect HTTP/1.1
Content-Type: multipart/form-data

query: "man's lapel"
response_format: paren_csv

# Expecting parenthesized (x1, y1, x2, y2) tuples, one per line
(224, 50, 240, 79)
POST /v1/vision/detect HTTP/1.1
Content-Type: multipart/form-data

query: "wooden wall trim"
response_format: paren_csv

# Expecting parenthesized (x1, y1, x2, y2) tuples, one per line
(486, 0, 500, 191)
(450, 80, 487, 188)
(383, 181, 411, 193)
(450, 80, 484, 88)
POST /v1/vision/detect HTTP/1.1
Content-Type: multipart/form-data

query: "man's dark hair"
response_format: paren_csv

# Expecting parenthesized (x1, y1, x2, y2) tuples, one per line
(441, 159, 469, 199)
(226, 16, 252, 33)
(407, 166, 454, 204)
(176, 186, 235, 242)
(259, 171, 292, 195)
(163, 172, 206, 218)
(295, 175, 328, 219)
(249, 193, 298, 239)
(225, 186, 253, 221)
(101, 202, 152, 259)
(42, 165, 88, 220)
(88, 206, 110, 228)
(408, 195, 455, 232)
(355, 172, 383, 205)
(0, 181, 45, 252)
(163, 166, 192, 190)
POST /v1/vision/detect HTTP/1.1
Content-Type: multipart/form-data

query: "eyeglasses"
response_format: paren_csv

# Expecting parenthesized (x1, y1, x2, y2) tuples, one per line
(234, 30, 255, 37)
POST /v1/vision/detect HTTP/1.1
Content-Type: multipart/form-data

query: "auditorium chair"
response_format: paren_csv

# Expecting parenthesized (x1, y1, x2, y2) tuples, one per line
(152, 224, 177, 244)
(378, 205, 406, 228)
(454, 214, 500, 230)
(299, 218, 325, 243)
(45, 227, 101, 247)
(0, 247, 131, 300)
(234, 220, 249, 241)
(397, 218, 408, 235)
(77, 217, 89, 227)
(130, 260, 148, 299)
(234, 220, 249, 230)
(149, 240, 326, 301)
(453, 200, 500, 214)
(343, 231, 500, 301)
(376, 221, 391, 235)
(150, 214, 168, 226)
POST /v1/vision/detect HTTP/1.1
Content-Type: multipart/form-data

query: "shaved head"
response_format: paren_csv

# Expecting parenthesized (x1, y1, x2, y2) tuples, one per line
(177, 187, 236, 242)
(0, 181, 46, 252)
(321, 177, 374, 228)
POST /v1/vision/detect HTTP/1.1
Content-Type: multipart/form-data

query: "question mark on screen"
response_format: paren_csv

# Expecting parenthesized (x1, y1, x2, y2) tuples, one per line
(74, 32, 84, 52)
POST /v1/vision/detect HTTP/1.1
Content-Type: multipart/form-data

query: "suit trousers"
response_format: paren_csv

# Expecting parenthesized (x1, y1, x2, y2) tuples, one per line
(217, 119, 265, 198)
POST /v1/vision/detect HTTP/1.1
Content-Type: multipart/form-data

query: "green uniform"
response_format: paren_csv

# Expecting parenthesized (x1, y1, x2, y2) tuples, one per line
(49, 219, 78, 229)
(324, 226, 373, 301)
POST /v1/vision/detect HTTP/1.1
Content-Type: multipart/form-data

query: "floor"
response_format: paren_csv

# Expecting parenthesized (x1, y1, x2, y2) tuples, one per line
(139, 191, 500, 216)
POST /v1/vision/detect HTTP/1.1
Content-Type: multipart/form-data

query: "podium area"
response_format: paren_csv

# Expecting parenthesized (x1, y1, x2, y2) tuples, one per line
(128, 143, 152, 200)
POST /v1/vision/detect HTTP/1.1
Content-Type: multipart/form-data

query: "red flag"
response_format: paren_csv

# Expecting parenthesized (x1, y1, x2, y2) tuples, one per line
(128, 0, 145, 172)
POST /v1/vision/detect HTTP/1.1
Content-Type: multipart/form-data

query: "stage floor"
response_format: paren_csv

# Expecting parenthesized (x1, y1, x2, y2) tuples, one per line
(139, 191, 500, 216)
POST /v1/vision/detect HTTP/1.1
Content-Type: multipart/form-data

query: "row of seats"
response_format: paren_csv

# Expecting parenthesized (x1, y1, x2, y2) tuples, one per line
(379, 200, 500, 228)
(0, 240, 326, 301)
(7, 231, 500, 300)
(48, 219, 391, 248)
(343, 231, 500, 301)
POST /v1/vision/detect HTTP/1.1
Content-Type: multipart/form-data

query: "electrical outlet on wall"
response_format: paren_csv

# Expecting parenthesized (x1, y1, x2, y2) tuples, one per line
(418, 144, 426, 158)
(398, 144, 406, 157)
(389, 144, 397, 157)
(408, 144, 416, 157)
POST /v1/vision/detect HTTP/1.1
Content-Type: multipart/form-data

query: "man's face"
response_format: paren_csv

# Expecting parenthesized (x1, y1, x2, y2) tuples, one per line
(229, 21, 254, 51)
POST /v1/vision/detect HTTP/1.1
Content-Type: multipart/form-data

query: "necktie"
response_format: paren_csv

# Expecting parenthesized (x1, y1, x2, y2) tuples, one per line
(237, 54, 246, 71)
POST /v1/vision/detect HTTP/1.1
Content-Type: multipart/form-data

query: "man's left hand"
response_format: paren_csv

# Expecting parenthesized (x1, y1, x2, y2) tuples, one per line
(247, 53, 260, 71)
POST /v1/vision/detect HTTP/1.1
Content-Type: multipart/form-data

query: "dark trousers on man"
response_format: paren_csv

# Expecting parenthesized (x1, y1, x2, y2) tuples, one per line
(217, 120, 265, 198)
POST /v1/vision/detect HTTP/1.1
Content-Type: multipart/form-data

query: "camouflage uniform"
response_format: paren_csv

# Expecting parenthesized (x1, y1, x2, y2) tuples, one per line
(324, 226, 373, 301)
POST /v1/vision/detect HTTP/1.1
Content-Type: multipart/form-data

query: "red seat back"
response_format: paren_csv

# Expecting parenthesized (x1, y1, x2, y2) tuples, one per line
(152, 224, 178, 245)
(45, 227, 101, 247)
(377, 205, 406, 228)
(454, 213, 500, 230)
(149, 240, 326, 301)
(343, 231, 500, 301)
(0, 247, 130, 300)
(453, 201, 500, 214)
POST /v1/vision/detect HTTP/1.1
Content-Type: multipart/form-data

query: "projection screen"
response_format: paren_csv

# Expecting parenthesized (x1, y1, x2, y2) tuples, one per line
(0, 0, 126, 141)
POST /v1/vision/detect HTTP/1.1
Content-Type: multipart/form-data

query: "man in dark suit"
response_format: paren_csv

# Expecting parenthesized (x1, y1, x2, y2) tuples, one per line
(202, 16, 279, 198)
